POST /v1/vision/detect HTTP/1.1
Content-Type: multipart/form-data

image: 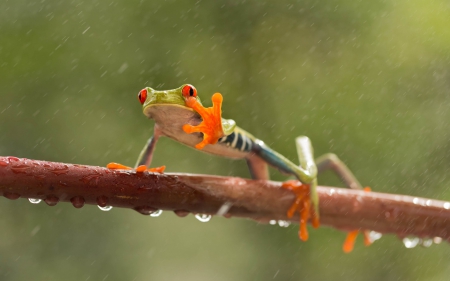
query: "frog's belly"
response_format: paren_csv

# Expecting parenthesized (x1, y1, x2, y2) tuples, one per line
(145, 104, 249, 159)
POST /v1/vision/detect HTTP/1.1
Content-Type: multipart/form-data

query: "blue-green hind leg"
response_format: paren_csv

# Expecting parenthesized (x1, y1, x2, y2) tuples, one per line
(251, 136, 319, 240)
(252, 136, 318, 209)
(315, 153, 363, 190)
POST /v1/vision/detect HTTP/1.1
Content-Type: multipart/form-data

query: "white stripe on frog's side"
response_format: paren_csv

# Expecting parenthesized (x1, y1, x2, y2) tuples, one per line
(218, 129, 253, 152)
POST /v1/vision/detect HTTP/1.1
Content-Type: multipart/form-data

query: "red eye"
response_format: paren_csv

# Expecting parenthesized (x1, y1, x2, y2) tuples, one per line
(182, 84, 197, 98)
(138, 88, 147, 104)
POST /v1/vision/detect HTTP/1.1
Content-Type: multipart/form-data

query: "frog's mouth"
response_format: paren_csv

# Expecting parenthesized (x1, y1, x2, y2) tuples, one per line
(144, 90, 186, 108)
(143, 103, 196, 120)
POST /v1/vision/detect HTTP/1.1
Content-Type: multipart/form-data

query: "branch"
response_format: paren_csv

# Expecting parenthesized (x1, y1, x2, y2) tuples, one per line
(0, 156, 449, 241)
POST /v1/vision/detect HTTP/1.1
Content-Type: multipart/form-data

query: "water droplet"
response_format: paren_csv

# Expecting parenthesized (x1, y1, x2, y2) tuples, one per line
(328, 189, 335, 195)
(216, 202, 233, 216)
(96, 196, 109, 207)
(150, 210, 163, 217)
(195, 214, 211, 222)
(134, 206, 157, 215)
(51, 165, 69, 175)
(98, 205, 113, 211)
(11, 164, 30, 174)
(425, 200, 432, 206)
(433, 237, 442, 244)
(269, 220, 277, 225)
(4, 192, 20, 200)
(413, 198, 419, 204)
(70, 196, 85, 208)
(81, 173, 102, 184)
(368, 231, 382, 242)
(223, 213, 232, 218)
(29, 198, 41, 204)
(403, 237, 419, 248)
(421, 238, 433, 248)
(174, 210, 189, 217)
(277, 220, 290, 227)
(44, 195, 59, 206)
(443, 202, 450, 210)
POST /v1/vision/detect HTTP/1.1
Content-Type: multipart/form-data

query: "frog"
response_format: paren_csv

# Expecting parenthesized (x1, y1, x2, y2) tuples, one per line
(108, 84, 370, 251)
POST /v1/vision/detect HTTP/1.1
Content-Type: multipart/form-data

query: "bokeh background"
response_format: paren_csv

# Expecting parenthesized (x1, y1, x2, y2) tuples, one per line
(1, 0, 450, 280)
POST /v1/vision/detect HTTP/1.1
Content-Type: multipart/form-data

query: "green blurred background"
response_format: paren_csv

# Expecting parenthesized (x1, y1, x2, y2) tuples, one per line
(1, 0, 449, 280)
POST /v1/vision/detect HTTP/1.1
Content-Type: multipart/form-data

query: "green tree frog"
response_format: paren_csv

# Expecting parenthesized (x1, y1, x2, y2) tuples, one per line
(108, 84, 370, 252)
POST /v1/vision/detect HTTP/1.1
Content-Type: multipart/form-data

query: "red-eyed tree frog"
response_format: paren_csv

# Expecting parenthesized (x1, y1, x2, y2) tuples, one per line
(108, 84, 370, 252)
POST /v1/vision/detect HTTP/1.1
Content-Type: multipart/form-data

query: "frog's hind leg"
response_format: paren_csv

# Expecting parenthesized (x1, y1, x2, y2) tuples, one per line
(251, 136, 319, 241)
(315, 153, 362, 190)
(315, 153, 372, 252)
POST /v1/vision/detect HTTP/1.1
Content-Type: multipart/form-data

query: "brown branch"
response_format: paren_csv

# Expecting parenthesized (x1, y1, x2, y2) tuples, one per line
(0, 156, 449, 241)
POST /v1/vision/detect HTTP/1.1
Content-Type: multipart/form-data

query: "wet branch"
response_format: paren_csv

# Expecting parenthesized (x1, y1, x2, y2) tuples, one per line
(0, 156, 449, 241)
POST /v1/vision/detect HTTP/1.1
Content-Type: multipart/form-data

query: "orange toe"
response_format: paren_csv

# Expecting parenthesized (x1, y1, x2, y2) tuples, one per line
(282, 180, 318, 242)
(107, 163, 165, 174)
(343, 230, 359, 253)
(183, 94, 225, 149)
(107, 162, 132, 170)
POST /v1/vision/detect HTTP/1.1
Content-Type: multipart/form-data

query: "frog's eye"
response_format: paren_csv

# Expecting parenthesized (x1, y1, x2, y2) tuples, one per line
(138, 89, 147, 104)
(182, 84, 197, 98)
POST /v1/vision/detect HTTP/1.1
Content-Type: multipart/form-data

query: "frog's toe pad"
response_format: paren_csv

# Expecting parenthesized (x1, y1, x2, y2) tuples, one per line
(281, 180, 319, 241)
(107, 162, 132, 170)
(107, 163, 165, 174)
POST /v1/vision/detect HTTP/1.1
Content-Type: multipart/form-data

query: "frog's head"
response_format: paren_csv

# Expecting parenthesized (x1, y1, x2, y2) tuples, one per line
(138, 84, 202, 115)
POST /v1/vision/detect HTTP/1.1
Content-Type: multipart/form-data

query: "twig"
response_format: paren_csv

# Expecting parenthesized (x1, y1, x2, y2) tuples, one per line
(0, 156, 449, 241)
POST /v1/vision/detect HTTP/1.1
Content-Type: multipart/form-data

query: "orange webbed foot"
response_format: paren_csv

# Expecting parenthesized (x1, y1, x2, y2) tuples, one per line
(182, 93, 225, 150)
(107, 162, 165, 174)
(342, 187, 373, 253)
(282, 180, 320, 241)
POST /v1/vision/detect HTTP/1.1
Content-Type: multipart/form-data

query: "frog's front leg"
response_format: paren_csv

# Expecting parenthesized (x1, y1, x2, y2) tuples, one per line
(107, 125, 165, 173)
(182, 93, 225, 149)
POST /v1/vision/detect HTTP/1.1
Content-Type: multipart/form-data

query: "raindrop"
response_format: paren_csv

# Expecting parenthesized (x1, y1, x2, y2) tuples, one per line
(70, 196, 85, 208)
(443, 202, 450, 210)
(421, 239, 433, 248)
(44, 195, 59, 206)
(174, 210, 189, 217)
(433, 237, 442, 244)
(412, 198, 419, 204)
(4, 192, 20, 200)
(368, 231, 382, 242)
(150, 210, 163, 217)
(98, 205, 113, 211)
(269, 220, 277, 225)
(134, 206, 157, 215)
(29, 198, 41, 204)
(96, 196, 109, 207)
(328, 189, 336, 196)
(277, 220, 290, 227)
(195, 214, 211, 222)
(216, 202, 233, 216)
(403, 237, 419, 248)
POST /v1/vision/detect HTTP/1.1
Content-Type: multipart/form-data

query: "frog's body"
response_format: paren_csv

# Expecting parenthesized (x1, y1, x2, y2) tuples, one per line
(110, 84, 368, 249)
(145, 104, 250, 159)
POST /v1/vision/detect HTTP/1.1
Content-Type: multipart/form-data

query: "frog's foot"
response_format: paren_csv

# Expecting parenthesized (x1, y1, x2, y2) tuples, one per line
(343, 230, 372, 253)
(106, 162, 165, 173)
(182, 93, 225, 150)
(282, 180, 320, 241)
(342, 186, 373, 253)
